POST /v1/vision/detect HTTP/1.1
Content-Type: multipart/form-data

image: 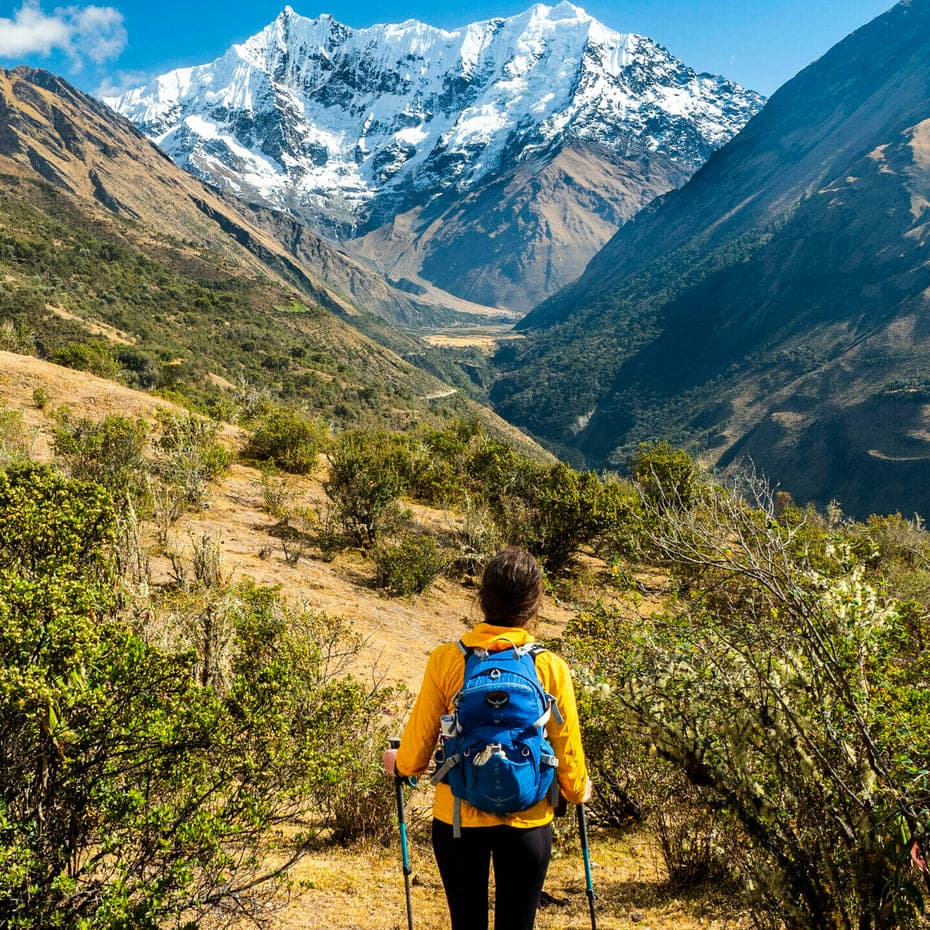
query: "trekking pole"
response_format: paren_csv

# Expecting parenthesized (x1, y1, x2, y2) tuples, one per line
(577, 803, 597, 930)
(389, 737, 415, 930)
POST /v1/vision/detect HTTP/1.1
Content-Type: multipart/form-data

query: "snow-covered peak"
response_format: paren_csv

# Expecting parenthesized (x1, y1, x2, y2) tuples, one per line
(105, 5, 764, 238)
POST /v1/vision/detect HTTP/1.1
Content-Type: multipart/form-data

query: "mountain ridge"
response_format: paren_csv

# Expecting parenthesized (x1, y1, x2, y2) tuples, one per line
(493, 0, 930, 518)
(107, 3, 763, 312)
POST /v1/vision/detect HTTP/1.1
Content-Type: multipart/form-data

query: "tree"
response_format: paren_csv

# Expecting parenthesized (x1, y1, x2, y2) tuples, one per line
(570, 476, 930, 929)
(0, 463, 397, 929)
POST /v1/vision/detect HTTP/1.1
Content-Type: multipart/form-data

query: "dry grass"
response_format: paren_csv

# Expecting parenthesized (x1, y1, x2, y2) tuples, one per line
(261, 814, 746, 930)
(421, 330, 524, 355)
(0, 352, 736, 929)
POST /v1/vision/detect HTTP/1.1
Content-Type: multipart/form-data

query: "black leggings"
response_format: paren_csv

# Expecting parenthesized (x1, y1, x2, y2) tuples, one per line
(431, 819, 553, 930)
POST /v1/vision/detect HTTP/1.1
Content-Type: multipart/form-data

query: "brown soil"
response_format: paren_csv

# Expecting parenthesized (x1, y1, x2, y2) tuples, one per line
(268, 824, 744, 930)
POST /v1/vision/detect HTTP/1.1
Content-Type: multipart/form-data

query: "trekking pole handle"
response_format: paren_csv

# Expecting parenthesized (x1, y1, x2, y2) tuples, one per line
(388, 737, 417, 786)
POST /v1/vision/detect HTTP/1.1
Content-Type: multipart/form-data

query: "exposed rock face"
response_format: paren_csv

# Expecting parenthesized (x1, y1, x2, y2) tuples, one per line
(494, 0, 930, 518)
(107, 3, 763, 311)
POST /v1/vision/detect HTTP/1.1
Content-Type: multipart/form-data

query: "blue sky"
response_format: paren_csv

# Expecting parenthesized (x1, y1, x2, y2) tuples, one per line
(0, 0, 896, 98)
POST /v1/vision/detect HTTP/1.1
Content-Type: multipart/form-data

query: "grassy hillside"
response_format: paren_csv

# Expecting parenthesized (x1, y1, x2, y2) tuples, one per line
(0, 172, 448, 422)
(0, 65, 525, 424)
(0, 167, 548, 447)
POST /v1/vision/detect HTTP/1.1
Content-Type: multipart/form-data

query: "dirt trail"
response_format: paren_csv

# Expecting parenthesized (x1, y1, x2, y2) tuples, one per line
(0, 351, 574, 685)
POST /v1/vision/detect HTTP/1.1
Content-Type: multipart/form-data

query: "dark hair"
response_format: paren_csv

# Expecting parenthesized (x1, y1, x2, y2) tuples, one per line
(479, 547, 542, 627)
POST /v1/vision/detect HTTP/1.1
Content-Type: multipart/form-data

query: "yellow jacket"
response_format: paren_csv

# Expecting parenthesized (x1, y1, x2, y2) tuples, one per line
(396, 622, 589, 828)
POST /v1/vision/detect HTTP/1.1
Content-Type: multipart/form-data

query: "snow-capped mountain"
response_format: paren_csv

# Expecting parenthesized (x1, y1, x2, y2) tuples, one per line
(108, 3, 764, 312)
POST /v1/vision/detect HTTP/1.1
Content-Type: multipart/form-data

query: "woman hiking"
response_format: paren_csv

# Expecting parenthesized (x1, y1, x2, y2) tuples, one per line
(383, 546, 591, 930)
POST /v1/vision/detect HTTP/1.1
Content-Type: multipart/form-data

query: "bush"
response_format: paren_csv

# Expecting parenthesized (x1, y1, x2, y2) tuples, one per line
(0, 407, 32, 466)
(324, 431, 409, 548)
(0, 460, 115, 578)
(228, 589, 403, 843)
(0, 318, 33, 354)
(570, 614, 736, 889)
(502, 462, 629, 573)
(52, 412, 149, 508)
(152, 412, 229, 510)
(569, 477, 930, 928)
(244, 405, 328, 473)
(304, 676, 405, 844)
(374, 532, 447, 595)
(446, 496, 504, 580)
(628, 440, 697, 509)
(114, 345, 161, 389)
(260, 470, 295, 521)
(403, 421, 538, 512)
(50, 339, 120, 379)
(0, 465, 402, 927)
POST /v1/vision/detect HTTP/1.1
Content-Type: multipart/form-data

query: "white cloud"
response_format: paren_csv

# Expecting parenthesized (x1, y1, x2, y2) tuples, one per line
(95, 68, 148, 99)
(0, 1, 127, 67)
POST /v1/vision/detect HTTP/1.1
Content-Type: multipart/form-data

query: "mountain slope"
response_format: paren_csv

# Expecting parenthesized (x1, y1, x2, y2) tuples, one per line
(0, 66, 542, 437)
(0, 66, 477, 329)
(347, 140, 689, 313)
(493, 0, 930, 518)
(107, 3, 762, 312)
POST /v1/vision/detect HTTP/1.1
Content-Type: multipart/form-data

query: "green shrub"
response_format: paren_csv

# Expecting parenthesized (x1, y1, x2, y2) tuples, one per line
(570, 613, 736, 889)
(50, 339, 120, 379)
(405, 418, 482, 504)
(446, 496, 504, 580)
(0, 318, 33, 353)
(52, 412, 149, 508)
(228, 589, 403, 843)
(569, 479, 930, 928)
(406, 420, 528, 510)
(0, 407, 32, 465)
(153, 412, 229, 509)
(501, 462, 630, 573)
(260, 470, 295, 521)
(464, 432, 527, 503)
(0, 460, 115, 578)
(374, 532, 447, 595)
(0, 466, 402, 927)
(114, 345, 161, 389)
(628, 440, 697, 509)
(324, 431, 409, 548)
(303, 675, 406, 844)
(244, 405, 328, 473)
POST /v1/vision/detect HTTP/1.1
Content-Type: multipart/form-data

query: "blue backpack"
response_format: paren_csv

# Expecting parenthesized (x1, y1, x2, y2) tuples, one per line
(430, 639, 563, 836)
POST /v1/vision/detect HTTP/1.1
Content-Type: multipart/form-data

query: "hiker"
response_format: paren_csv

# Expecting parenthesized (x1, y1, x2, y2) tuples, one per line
(383, 546, 591, 930)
